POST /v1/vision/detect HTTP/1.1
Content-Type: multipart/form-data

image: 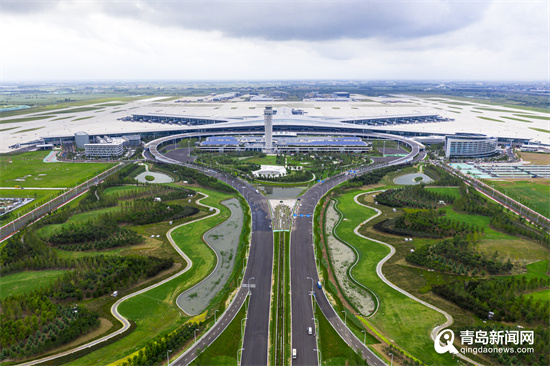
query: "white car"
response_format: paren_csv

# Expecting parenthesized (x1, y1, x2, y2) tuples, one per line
(308, 327, 312, 335)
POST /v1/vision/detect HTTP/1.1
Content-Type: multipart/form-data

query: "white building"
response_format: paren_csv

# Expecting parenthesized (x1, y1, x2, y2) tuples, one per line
(85, 136, 125, 157)
(252, 165, 287, 178)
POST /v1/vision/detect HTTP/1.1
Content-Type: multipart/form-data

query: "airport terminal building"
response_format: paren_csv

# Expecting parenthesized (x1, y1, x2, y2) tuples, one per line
(445, 133, 498, 158)
(197, 135, 371, 154)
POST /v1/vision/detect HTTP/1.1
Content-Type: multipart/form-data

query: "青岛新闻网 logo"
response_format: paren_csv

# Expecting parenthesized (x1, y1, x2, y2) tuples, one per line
(434, 329, 459, 355)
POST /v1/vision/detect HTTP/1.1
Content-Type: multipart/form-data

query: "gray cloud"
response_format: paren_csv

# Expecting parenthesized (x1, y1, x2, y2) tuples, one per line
(4, 0, 491, 41)
(100, 0, 492, 41)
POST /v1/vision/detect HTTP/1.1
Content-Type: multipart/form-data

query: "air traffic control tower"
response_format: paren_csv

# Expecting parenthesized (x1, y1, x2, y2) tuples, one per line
(264, 105, 273, 152)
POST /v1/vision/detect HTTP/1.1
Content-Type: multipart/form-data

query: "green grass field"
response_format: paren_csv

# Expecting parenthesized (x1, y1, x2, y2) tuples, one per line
(0, 151, 113, 188)
(66, 189, 234, 365)
(241, 155, 279, 165)
(333, 190, 453, 365)
(191, 298, 247, 365)
(0, 270, 68, 300)
(488, 180, 550, 219)
(522, 288, 550, 304)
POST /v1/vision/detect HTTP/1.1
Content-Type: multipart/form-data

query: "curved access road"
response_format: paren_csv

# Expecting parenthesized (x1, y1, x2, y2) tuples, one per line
(18, 194, 218, 366)
(353, 193, 481, 366)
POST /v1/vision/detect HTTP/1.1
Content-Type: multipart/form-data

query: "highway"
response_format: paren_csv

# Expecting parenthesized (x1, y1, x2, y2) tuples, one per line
(146, 132, 422, 366)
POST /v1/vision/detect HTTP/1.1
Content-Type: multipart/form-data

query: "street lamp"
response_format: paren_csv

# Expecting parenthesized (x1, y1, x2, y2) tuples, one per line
(247, 277, 255, 295)
(167, 350, 172, 365)
(215, 309, 219, 323)
(361, 330, 366, 344)
(307, 276, 314, 293)
(237, 348, 244, 366)
(342, 310, 347, 326)
(194, 328, 199, 343)
(389, 352, 393, 366)
(312, 317, 319, 336)
(313, 348, 321, 365)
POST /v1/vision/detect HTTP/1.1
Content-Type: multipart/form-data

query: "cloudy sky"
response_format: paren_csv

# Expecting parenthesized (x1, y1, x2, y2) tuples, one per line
(1, 0, 548, 81)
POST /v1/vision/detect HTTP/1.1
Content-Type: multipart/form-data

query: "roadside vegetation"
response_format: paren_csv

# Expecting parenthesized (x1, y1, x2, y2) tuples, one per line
(0, 161, 251, 365)
(316, 163, 549, 365)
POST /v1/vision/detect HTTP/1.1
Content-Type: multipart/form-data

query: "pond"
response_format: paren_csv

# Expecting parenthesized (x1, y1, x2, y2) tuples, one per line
(134, 171, 173, 183)
(256, 185, 307, 198)
(393, 173, 434, 185)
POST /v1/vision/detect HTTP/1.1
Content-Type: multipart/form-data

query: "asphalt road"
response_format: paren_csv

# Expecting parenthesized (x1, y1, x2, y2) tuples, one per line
(147, 136, 422, 366)
(149, 154, 274, 366)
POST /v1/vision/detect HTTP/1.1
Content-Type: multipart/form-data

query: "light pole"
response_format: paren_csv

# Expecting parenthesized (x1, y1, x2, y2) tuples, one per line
(215, 309, 219, 323)
(307, 276, 314, 294)
(312, 317, 319, 336)
(194, 328, 199, 343)
(237, 347, 244, 366)
(247, 277, 255, 295)
(241, 317, 247, 339)
(361, 330, 366, 344)
(389, 352, 393, 366)
(167, 350, 172, 365)
(313, 348, 321, 365)
(342, 310, 347, 326)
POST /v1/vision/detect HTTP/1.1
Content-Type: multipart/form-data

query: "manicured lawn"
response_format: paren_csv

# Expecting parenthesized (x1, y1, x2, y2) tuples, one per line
(241, 155, 278, 165)
(0, 151, 113, 188)
(102, 185, 150, 197)
(191, 299, 247, 365)
(444, 206, 548, 264)
(0, 270, 68, 300)
(333, 190, 454, 365)
(66, 189, 234, 365)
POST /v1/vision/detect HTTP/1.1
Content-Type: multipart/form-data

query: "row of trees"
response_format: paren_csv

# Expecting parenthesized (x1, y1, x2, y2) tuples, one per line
(406, 237, 512, 275)
(120, 322, 203, 366)
(375, 209, 481, 239)
(110, 199, 199, 225)
(346, 164, 407, 187)
(433, 276, 549, 323)
(376, 184, 456, 209)
(455, 184, 550, 246)
(171, 164, 235, 193)
(0, 299, 99, 360)
(423, 165, 463, 186)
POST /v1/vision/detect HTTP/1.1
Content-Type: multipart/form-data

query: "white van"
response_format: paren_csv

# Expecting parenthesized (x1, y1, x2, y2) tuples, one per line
(292, 348, 297, 359)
